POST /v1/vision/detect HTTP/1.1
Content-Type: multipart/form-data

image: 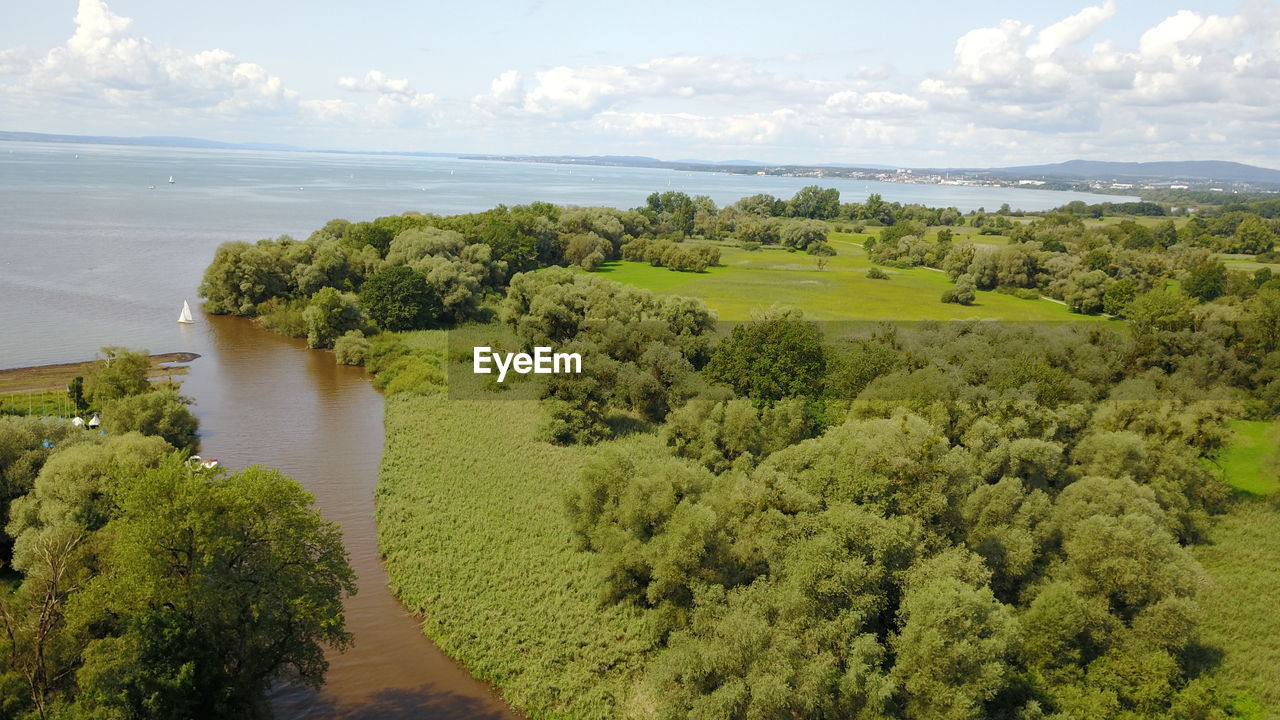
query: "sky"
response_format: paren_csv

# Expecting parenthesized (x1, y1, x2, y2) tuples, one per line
(1, 0, 1278, 167)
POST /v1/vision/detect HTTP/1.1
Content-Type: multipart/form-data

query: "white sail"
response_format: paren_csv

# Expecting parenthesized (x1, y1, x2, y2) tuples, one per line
(178, 300, 194, 324)
(168, 175, 175, 184)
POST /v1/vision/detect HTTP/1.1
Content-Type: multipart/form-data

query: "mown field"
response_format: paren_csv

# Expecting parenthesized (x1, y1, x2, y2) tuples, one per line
(376, 331, 660, 720)
(1196, 420, 1280, 717)
(595, 233, 1110, 322)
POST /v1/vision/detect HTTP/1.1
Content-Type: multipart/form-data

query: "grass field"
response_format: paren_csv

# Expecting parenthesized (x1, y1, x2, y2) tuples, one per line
(1195, 420, 1280, 718)
(595, 235, 1107, 323)
(376, 331, 658, 720)
(1213, 420, 1280, 495)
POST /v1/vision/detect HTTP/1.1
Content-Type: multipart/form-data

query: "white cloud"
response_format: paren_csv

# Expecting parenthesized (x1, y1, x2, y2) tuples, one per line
(0, 0, 439, 134)
(823, 90, 926, 116)
(1028, 0, 1116, 60)
(337, 69, 435, 108)
(5, 0, 1280, 165)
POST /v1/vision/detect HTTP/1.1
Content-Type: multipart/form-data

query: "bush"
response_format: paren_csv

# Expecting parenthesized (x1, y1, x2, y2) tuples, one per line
(943, 274, 977, 305)
(867, 267, 889, 280)
(101, 389, 199, 451)
(333, 331, 371, 366)
(303, 288, 368, 349)
(255, 297, 309, 337)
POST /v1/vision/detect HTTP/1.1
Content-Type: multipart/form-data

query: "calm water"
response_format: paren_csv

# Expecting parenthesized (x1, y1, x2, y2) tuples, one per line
(0, 140, 1127, 368)
(0, 140, 1124, 718)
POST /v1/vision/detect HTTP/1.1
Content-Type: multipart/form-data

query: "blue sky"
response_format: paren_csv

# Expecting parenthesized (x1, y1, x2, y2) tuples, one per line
(2, 1, 1277, 166)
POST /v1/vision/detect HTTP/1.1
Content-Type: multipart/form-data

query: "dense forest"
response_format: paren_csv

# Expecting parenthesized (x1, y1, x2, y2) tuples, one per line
(0, 349, 354, 719)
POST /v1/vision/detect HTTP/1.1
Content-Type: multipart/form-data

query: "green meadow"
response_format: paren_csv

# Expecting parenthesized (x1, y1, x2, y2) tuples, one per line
(376, 331, 656, 720)
(594, 234, 1106, 322)
(1196, 420, 1280, 716)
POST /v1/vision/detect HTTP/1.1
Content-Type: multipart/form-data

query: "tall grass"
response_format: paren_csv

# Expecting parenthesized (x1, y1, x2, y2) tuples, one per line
(375, 330, 661, 719)
(1196, 421, 1280, 717)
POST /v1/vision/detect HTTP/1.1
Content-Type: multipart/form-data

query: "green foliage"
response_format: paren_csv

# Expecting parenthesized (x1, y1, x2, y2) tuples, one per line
(100, 389, 199, 452)
(1103, 277, 1138, 316)
(866, 266, 889, 280)
(302, 287, 367, 349)
(1, 433, 353, 718)
(65, 377, 87, 414)
(87, 347, 151, 404)
(65, 460, 355, 719)
(1184, 260, 1229, 302)
(780, 219, 830, 250)
(703, 311, 826, 406)
(365, 333, 445, 396)
(787, 185, 841, 220)
(943, 273, 977, 305)
(360, 265, 440, 331)
(333, 330, 370, 366)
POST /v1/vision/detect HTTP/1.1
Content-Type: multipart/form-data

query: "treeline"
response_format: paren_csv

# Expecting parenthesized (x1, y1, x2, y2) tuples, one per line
(198, 201, 732, 349)
(494, 272, 1280, 717)
(868, 211, 1280, 312)
(0, 349, 353, 719)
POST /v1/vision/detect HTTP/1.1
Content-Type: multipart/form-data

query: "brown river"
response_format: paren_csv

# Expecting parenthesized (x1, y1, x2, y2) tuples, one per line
(180, 316, 523, 720)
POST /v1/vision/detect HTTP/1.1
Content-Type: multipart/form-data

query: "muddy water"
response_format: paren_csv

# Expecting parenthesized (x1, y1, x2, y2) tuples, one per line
(180, 316, 523, 720)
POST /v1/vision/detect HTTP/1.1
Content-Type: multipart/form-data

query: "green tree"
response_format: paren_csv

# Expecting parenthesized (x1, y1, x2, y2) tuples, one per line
(1233, 215, 1277, 255)
(1183, 260, 1228, 302)
(944, 273, 977, 305)
(303, 288, 368, 349)
(787, 185, 841, 219)
(1102, 277, 1138, 316)
(69, 460, 356, 719)
(66, 376, 87, 414)
(101, 390, 199, 452)
(891, 556, 1016, 720)
(1125, 291, 1195, 335)
(88, 347, 151, 404)
(359, 266, 440, 332)
(780, 220, 829, 250)
(704, 312, 826, 407)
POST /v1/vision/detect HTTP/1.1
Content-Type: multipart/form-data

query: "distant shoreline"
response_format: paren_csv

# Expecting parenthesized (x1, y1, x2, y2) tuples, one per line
(0, 352, 200, 394)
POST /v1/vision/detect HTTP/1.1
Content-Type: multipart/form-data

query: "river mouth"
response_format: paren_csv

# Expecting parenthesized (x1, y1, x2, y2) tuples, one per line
(180, 315, 523, 719)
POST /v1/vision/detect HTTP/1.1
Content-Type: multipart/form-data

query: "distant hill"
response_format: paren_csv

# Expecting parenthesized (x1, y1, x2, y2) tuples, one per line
(993, 159, 1280, 184)
(0, 130, 302, 152)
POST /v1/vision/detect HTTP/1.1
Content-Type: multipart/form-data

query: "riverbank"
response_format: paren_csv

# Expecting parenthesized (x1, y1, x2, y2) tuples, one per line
(0, 352, 199, 393)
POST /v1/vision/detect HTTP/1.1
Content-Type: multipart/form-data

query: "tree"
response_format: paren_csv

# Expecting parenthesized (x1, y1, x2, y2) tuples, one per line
(944, 274, 977, 305)
(703, 312, 826, 407)
(88, 347, 151, 404)
(66, 377, 87, 414)
(892, 572, 1016, 720)
(780, 220, 829, 250)
(100, 390, 199, 452)
(69, 459, 356, 719)
(787, 185, 840, 219)
(359, 266, 440, 332)
(1126, 291, 1195, 335)
(1103, 277, 1138, 316)
(1233, 215, 1277, 255)
(1183, 260, 1228, 302)
(303, 288, 367, 349)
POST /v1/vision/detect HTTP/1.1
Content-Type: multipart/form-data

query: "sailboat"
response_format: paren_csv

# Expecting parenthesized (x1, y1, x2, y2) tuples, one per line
(178, 300, 194, 324)
(168, 176, 176, 184)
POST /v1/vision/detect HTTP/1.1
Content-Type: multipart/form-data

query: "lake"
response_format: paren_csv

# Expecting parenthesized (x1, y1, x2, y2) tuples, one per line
(0, 139, 1127, 368)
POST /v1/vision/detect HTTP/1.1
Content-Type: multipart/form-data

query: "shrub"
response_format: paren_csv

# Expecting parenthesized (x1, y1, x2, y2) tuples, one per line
(867, 267, 889, 280)
(334, 331, 371, 366)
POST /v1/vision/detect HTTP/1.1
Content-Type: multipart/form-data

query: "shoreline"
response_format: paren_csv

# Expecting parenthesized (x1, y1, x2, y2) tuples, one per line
(0, 352, 200, 394)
